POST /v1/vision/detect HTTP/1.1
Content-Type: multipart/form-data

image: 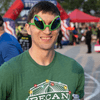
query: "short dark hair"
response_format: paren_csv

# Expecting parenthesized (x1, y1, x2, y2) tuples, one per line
(27, 1, 60, 23)
(0, 15, 4, 26)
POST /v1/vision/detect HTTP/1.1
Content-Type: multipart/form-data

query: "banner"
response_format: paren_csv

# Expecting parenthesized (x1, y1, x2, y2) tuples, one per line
(21, 0, 57, 10)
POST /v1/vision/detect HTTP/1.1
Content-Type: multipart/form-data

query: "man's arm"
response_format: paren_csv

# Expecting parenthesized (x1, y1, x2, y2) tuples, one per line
(74, 62, 85, 100)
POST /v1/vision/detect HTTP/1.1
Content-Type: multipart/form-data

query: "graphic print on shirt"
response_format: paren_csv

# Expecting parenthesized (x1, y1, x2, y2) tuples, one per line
(26, 79, 71, 100)
(18, 37, 31, 51)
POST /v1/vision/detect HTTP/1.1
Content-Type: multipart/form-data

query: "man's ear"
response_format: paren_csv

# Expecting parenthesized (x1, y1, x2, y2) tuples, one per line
(25, 23, 31, 35)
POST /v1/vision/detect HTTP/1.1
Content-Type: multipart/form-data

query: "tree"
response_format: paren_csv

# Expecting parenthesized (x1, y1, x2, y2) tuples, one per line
(1, 0, 100, 16)
(96, 0, 100, 13)
(57, 0, 84, 12)
(82, 0, 97, 14)
(0, 0, 15, 15)
(57, 0, 100, 16)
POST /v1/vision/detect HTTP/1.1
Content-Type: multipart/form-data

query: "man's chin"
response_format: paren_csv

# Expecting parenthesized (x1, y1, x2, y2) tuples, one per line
(40, 45, 54, 50)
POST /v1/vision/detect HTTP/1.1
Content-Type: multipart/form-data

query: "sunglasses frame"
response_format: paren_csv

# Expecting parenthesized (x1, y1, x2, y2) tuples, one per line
(28, 14, 61, 31)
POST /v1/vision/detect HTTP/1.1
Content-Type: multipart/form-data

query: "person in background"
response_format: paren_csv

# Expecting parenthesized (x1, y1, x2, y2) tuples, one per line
(0, 2, 84, 100)
(0, 15, 23, 66)
(72, 26, 78, 45)
(57, 29, 63, 48)
(18, 26, 32, 51)
(80, 23, 86, 35)
(15, 24, 20, 37)
(96, 26, 100, 44)
(85, 26, 92, 53)
(15, 24, 23, 38)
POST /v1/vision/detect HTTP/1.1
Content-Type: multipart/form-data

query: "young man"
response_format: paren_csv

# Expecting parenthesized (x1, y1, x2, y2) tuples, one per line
(0, 1, 84, 100)
(0, 15, 23, 66)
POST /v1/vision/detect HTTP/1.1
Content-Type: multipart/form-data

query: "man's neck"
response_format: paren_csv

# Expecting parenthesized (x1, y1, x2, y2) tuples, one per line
(29, 47, 55, 66)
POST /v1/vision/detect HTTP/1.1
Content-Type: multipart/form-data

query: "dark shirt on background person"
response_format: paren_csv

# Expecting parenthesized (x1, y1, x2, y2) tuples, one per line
(18, 28, 32, 51)
(97, 27, 100, 44)
(85, 26, 92, 53)
(57, 30, 63, 48)
(18, 35, 32, 51)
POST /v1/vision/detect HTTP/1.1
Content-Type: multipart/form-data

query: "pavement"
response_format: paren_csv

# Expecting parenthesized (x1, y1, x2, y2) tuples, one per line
(55, 41, 100, 100)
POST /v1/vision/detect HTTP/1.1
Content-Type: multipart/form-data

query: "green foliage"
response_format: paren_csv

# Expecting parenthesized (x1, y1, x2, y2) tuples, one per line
(0, 0, 15, 15)
(57, 0, 84, 11)
(57, 0, 100, 15)
(96, 0, 100, 12)
(1, 0, 100, 16)
(82, 0, 97, 14)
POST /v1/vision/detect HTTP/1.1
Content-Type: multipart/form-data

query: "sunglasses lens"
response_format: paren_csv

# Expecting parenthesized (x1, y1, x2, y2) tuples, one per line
(51, 17, 60, 30)
(34, 16, 44, 29)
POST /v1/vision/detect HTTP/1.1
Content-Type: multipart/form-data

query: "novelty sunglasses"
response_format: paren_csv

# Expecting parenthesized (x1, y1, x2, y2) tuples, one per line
(28, 14, 61, 31)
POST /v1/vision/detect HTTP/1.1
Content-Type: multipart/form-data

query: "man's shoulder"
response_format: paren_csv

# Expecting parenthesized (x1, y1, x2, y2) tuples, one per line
(56, 51, 78, 66)
(56, 51, 84, 73)
(56, 51, 75, 62)
(0, 51, 27, 70)
(0, 32, 22, 48)
(2, 32, 11, 37)
(1, 32, 17, 41)
(8, 50, 27, 64)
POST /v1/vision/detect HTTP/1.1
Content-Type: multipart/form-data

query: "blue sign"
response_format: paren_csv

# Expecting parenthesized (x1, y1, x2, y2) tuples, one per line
(21, 0, 57, 10)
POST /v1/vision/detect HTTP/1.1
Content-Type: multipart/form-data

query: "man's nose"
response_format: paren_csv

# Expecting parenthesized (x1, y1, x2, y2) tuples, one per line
(43, 27, 51, 35)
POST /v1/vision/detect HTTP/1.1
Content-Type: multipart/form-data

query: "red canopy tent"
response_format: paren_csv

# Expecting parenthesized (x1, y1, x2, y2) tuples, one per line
(69, 9, 100, 23)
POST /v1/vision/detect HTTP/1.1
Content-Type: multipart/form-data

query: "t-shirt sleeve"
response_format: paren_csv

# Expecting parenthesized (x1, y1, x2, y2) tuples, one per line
(75, 65, 85, 99)
(2, 43, 20, 62)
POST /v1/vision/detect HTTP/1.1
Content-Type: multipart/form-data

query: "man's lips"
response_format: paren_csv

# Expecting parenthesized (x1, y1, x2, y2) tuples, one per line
(40, 36, 52, 40)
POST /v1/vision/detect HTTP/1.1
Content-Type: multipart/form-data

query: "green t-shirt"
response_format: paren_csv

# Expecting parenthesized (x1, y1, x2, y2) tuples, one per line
(0, 50, 84, 100)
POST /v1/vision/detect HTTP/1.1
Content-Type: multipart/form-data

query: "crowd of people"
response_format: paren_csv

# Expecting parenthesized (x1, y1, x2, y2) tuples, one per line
(67, 23, 100, 53)
(15, 17, 100, 54)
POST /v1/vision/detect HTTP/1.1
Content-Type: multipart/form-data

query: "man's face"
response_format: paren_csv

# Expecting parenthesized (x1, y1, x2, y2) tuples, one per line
(26, 11, 60, 50)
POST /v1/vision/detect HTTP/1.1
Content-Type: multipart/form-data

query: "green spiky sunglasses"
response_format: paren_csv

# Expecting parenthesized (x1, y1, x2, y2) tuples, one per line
(28, 14, 61, 31)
